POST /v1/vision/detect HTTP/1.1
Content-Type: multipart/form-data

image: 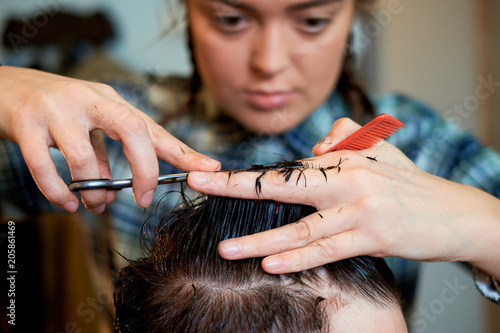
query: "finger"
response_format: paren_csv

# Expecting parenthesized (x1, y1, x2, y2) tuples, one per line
(18, 132, 79, 212)
(92, 101, 219, 207)
(147, 120, 221, 172)
(91, 102, 159, 207)
(119, 113, 159, 207)
(219, 209, 336, 260)
(54, 126, 108, 214)
(90, 129, 116, 205)
(188, 162, 346, 205)
(312, 117, 362, 156)
(189, 169, 311, 203)
(261, 230, 377, 274)
(114, 97, 221, 172)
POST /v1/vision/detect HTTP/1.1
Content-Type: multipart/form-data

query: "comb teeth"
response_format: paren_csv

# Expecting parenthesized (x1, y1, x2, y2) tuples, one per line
(330, 114, 404, 151)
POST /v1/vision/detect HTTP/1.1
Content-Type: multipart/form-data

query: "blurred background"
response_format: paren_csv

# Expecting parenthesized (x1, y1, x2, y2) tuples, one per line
(0, 0, 499, 332)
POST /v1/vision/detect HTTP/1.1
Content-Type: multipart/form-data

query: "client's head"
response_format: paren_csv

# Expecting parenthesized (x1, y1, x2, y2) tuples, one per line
(114, 194, 407, 332)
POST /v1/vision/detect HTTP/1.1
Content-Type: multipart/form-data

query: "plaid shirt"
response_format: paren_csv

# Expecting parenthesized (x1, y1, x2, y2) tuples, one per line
(2, 79, 500, 301)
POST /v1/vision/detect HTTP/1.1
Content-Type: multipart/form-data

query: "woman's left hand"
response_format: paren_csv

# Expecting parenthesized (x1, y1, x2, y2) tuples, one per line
(188, 118, 500, 278)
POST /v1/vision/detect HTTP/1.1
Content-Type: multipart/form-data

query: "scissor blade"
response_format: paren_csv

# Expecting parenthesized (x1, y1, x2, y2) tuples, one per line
(158, 173, 188, 184)
(68, 173, 188, 192)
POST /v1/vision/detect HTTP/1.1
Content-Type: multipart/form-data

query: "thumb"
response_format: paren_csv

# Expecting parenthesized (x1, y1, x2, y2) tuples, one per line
(312, 117, 361, 156)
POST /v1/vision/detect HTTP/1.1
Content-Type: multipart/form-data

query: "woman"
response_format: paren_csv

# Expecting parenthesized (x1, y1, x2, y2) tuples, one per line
(0, 0, 499, 305)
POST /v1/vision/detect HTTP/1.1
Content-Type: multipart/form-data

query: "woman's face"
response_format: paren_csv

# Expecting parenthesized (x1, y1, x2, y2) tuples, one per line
(187, 0, 355, 134)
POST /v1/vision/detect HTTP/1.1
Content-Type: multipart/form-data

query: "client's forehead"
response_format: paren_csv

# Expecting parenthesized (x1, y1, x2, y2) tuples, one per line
(329, 298, 407, 332)
(293, 267, 406, 332)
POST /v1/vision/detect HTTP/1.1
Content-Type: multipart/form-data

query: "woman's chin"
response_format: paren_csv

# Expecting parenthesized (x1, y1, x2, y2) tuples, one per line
(236, 112, 304, 135)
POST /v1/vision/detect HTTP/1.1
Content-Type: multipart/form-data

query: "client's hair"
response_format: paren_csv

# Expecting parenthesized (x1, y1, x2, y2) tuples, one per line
(114, 193, 402, 332)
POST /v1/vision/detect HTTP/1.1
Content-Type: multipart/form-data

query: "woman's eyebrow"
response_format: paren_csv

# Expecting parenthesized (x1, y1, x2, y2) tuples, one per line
(207, 0, 254, 11)
(207, 0, 344, 12)
(288, 0, 344, 11)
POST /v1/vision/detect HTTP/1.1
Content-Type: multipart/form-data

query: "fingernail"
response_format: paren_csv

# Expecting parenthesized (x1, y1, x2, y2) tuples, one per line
(219, 240, 241, 257)
(189, 172, 211, 186)
(313, 139, 325, 150)
(202, 157, 221, 171)
(64, 201, 78, 212)
(140, 190, 155, 207)
(263, 257, 283, 270)
(314, 136, 332, 150)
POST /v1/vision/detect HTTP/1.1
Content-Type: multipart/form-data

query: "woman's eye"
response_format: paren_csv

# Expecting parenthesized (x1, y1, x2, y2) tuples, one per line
(298, 17, 332, 34)
(213, 16, 248, 32)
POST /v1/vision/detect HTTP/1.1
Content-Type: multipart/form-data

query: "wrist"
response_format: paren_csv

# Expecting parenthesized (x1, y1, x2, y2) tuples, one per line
(458, 186, 500, 279)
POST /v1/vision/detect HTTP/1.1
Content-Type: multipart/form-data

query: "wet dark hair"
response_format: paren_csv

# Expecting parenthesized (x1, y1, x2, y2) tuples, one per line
(114, 167, 401, 332)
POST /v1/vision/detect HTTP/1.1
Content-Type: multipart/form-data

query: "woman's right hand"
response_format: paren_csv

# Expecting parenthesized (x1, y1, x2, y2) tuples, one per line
(0, 66, 221, 214)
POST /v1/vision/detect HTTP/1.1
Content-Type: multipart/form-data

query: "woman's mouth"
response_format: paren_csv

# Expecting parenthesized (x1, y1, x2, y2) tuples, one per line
(244, 90, 296, 111)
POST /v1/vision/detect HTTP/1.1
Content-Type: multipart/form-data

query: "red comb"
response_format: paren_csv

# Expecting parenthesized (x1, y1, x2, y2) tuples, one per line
(330, 114, 404, 151)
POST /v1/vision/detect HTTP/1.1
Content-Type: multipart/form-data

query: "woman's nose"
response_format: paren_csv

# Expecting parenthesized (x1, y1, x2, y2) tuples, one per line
(250, 24, 290, 79)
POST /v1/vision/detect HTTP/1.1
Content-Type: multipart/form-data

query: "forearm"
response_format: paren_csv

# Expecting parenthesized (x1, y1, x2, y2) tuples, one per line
(456, 185, 500, 281)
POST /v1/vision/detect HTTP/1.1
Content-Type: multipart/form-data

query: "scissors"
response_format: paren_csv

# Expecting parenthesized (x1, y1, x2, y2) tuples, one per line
(67, 173, 188, 192)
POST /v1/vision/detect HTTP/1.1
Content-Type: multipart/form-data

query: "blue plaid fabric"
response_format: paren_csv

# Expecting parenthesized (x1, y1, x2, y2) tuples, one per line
(2, 80, 500, 294)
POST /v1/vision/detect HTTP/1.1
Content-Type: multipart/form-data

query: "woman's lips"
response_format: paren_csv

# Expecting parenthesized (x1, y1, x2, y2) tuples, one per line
(244, 91, 296, 111)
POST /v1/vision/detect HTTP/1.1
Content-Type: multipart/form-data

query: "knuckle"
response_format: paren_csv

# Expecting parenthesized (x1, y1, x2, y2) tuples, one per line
(316, 239, 338, 259)
(67, 141, 96, 169)
(95, 83, 125, 102)
(332, 117, 356, 133)
(27, 160, 47, 174)
(289, 253, 310, 272)
(94, 82, 117, 95)
(32, 90, 58, 112)
(150, 122, 172, 144)
(61, 81, 91, 98)
(150, 122, 165, 137)
(335, 117, 353, 128)
(119, 112, 148, 136)
(360, 195, 382, 213)
(291, 220, 314, 243)
(345, 166, 371, 188)
(266, 171, 286, 186)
